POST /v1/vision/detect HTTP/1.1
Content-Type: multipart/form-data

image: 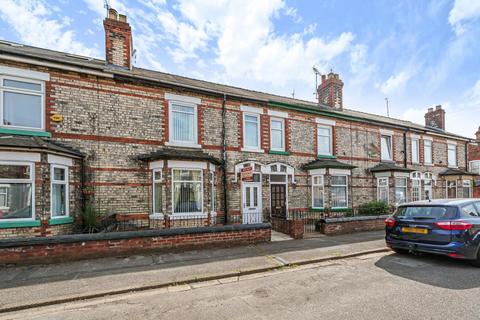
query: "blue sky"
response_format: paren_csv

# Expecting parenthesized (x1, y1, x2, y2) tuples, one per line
(1, 0, 479, 137)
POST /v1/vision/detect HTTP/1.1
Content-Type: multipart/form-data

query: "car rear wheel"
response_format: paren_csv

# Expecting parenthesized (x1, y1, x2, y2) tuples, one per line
(469, 250, 480, 268)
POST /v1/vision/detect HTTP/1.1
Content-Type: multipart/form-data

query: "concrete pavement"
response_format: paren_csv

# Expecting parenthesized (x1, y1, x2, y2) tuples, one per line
(4, 250, 480, 320)
(0, 231, 386, 313)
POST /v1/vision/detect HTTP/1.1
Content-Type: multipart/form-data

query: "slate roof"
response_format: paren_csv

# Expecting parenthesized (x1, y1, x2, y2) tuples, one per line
(136, 148, 222, 165)
(368, 162, 413, 173)
(439, 168, 478, 176)
(0, 40, 473, 141)
(0, 134, 83, 157)
(303, 158, 356, 170)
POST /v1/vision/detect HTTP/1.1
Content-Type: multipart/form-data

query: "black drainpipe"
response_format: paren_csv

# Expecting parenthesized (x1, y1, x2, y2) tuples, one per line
(465, 142, 469, 171)
(403, 132, 407, 168)
(221, 93, 228, 225)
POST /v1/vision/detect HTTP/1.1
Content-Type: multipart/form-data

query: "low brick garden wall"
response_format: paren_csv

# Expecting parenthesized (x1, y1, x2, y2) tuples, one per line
(271, 217, 304, 239)
(0, 223, 271, 266)
(319, 215, 388, 236)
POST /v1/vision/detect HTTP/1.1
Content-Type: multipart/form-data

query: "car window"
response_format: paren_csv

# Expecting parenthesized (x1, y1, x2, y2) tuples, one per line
(395, 206, 457, 219)
(474, 202, 480, 214)
(462, 203, 480, 217)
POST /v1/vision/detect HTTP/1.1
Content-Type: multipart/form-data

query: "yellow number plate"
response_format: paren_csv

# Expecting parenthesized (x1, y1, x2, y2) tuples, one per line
(402, 227, 428, 234)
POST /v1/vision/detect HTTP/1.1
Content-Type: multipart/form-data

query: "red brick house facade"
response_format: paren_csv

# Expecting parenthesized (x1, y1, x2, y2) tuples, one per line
(0, 9, 476, 237)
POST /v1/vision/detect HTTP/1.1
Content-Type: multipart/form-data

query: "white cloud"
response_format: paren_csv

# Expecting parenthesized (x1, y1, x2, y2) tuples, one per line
(0, 0, 98, 57)
(380, 71, 412, 95)
(449, 0, 480, 34)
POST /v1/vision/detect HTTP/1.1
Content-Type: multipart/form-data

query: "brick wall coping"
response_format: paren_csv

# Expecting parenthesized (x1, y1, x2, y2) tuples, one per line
(0, 223, 271, 249)
(323, 215, 390, 223)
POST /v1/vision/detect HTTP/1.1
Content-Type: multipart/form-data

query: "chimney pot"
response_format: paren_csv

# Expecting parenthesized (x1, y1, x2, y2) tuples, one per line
(108, 8, 118, 20)
(428, 107, 434, 113)
(118, 14, 127, 23)
(435, 105, 442, 110)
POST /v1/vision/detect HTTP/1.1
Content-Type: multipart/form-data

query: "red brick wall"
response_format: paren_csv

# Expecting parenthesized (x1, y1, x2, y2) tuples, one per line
(321, 217, 385, 236)
(271, 217, 304, 239)
(0, 226, 271, 265)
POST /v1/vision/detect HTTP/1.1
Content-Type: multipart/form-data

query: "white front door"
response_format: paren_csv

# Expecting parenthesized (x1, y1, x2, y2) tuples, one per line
(242, 183, 262, 223)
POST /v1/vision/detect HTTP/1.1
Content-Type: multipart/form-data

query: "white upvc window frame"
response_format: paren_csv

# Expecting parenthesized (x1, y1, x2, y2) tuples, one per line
(424, 139, 433, 165)
(0, 161, 35, 221)
(50, 164, 69, 218)
(447, 143, 457, 168)
(463, 180, 472, 198)
(469, 160, 480, 174)
(317, 125, 333, 156)
(447, 180, 457, 199)
(380, 134, 393, 161)
(171, 168, 204, 216)
(395, 177, 407, 205)
(411, 138, 419, 164)
(270, 117, 285, 152)
(209, 171, 216, 214)
(0, 184, 8, 210)
(0, 75, 45, 131)
(331, 175, 348, 209)
(311, 175, 324, 209)
(377, 177, 389, 204)
(152, 169, 163, 216)
(167, 100, 199, 148)
(242, 112, 262, 152)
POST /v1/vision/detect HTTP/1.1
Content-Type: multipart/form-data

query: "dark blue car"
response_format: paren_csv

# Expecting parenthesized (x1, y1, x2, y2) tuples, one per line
(385, 199, 480, 266)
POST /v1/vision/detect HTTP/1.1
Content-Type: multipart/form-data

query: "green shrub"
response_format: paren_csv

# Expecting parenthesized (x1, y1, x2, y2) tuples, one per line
(358, 200, 389, 216)
(81, 203, 101, 233)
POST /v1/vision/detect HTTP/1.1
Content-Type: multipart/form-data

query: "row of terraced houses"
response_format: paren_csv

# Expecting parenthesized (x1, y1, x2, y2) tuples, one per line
(0, 9, 478, 238)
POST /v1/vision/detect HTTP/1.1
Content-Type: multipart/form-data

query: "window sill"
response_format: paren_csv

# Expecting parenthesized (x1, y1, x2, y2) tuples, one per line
(0, 128, 51, 137)
(424, 163, 434, 166)
(165, 141, 201, 149)
(241, 148, 264, 153)
(269, 150, 289, 155)
(317, 155, 336, 159)
(0, 220, 40, 229)
(48, 216, 73, 225)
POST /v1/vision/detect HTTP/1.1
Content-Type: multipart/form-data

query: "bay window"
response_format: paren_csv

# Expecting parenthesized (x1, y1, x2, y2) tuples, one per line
(381, 135, 392, 161)
(169, 103, 197, 146)
(331, 175, 347, 208)
(311, 175, 324, 209)
(395, 178, 407, 205)
(209, 171, 216, 213)
(463, 180, 472, 198)
(172, 169, 203, 214)
(411, 138, 419, 163)
(243, 113, 261, 150)
(447, 144, 457, 167)
(270, 118, 285, 151)
(0, 163, 34, 220)
(152, 169, 162, 215)
(377, 177, 389, 204)
(411, 171, 421, 201)
(51, 165, 68, 218)
(0, 76, 44, 130)
(317, 126, 332, 156)
(447, 180, 457, 199)
(424, 139, 432, 164)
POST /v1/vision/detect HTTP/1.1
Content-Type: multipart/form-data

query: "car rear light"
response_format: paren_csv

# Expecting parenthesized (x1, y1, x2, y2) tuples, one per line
(447, 253, 465, 259)
(434, 221, 473, 231)
(385, 218, 396, 228)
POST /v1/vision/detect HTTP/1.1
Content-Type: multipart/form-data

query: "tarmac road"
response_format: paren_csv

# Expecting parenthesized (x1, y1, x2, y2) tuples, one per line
(4, 250, 480, 320)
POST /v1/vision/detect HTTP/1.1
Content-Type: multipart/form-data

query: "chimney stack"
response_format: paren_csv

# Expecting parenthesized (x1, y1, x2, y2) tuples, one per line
(104, 8, 133, 70)
(475, 126, 480, 141)
(424, 105, 445, 130)
(317, 70, 343, 110)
